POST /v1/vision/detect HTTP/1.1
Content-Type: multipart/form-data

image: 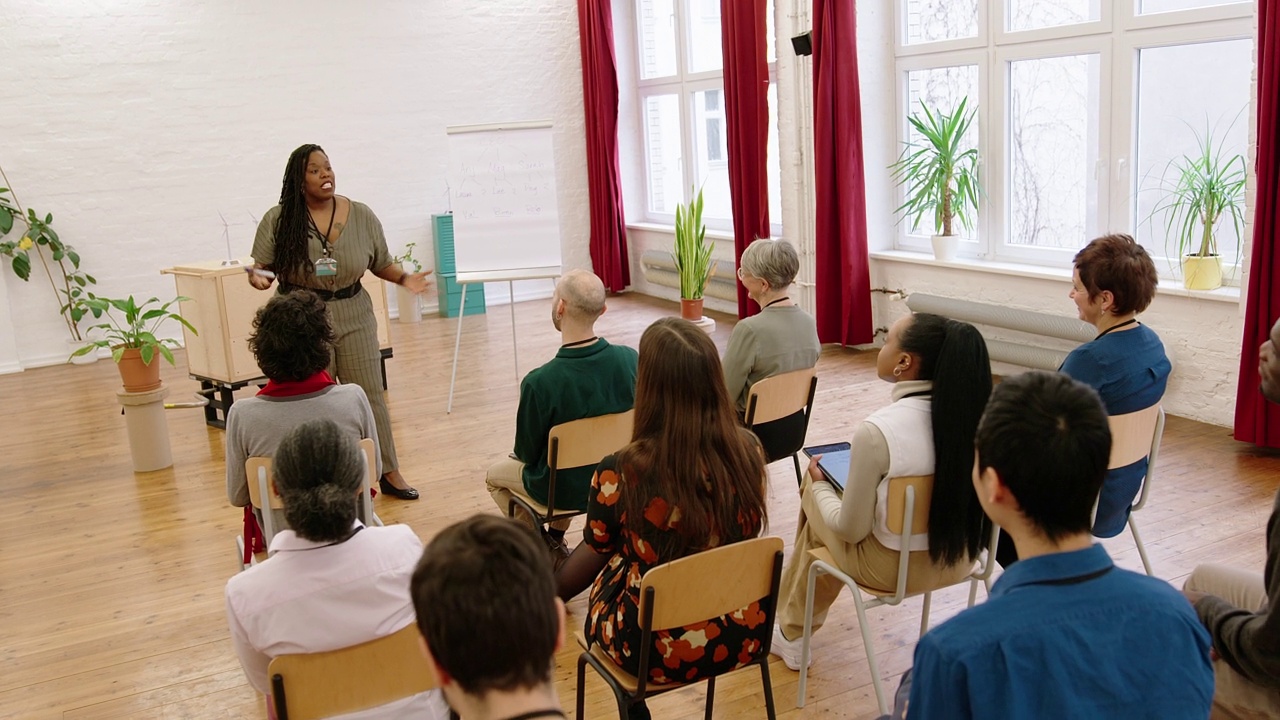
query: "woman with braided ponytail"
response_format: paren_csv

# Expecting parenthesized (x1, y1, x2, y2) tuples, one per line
(251, 144, 429, 500)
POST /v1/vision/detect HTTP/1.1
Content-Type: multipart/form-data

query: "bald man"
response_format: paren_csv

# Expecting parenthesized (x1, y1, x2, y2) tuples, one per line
(485, 270, 638, 567)
(1183, 316, 1280, 719)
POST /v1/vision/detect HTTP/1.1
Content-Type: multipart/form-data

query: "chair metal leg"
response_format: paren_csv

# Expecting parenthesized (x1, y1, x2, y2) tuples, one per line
(576, 654, 588, 720)
(759, 658, 778, 720)
(968, 577, 980, 608)
(797, 562, 820, 708)
(792, 453, 803, 486)
(1129, 515, 1155, 576)
(852, 590, 889, 717)
(704, 676, 716, 720)
(919, 591, 933, 639)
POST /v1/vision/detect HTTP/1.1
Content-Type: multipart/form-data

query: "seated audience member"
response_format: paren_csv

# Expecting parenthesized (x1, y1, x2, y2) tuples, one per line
(1182, 316, 1280, 718)
(905, 371, 1212, 719)
(411, 515, 566, 720)
(722, 237, 821, 414)
(226, 290, 379, 543)
(770, 313, 993, 670)
(485, 269, 637, 565)
(225, 420, 448, 719)
(554, 317, 768, 720)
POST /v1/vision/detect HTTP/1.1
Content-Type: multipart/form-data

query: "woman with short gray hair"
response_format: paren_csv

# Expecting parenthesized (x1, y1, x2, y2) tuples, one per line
(723, 238, 821, 412)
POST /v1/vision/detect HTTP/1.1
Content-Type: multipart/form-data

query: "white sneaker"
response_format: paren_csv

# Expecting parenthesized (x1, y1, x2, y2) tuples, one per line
(770, 624, 812, 671)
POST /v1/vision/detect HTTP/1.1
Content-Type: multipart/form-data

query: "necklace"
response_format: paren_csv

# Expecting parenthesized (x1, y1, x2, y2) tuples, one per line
(308, 197, 337, 252)
(1095, 317, 1137, 340)
(763, 296, 790, 309)
(561, 336, 599, 349)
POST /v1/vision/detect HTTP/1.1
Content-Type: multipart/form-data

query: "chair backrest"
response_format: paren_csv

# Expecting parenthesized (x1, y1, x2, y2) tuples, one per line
(639, 536, 784, 631)
(245, 457, 284, 511)
(883, 475, 933, 536)
(268, 623, 439, 720)
(1108, 404, 1162, 470)
(745, 367, 818, 426)
(549, 409, 635, 470)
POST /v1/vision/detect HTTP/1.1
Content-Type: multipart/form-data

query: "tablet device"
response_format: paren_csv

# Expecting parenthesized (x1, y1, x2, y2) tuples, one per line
(802, 442, 852, 493)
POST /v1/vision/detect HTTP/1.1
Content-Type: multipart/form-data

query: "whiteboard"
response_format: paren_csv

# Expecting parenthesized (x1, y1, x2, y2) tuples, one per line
(446, 121, 563, 283)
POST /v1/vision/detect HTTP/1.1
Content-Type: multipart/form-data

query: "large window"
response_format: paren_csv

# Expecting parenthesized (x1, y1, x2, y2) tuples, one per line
(637, 0, 782, 234)
(894, 0, 1252, 280)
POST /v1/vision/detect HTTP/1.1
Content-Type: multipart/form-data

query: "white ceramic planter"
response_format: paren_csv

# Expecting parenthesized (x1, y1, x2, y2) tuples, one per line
(67, 337, 98, 365)
(930, 234, 959, 262)
(395, 285, 422, 323)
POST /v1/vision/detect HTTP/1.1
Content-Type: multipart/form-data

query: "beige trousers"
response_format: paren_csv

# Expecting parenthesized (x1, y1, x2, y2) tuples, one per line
(777, 482, 973, 640)
(1185, 563, 1280, 720)
(485, 457, 570, 531)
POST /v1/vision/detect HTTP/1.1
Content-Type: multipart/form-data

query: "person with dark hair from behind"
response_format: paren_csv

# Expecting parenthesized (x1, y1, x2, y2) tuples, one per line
(225, 420, 449, 719)
(769, 312, 993, 670)
(900, 372, 1212, 719)
(554, 317, 770, 720)
(225, 290, 379, 548)
(1182, 315, 1280, 718)
(411, 515, 566, 720)
(997, 234, 1170, 567)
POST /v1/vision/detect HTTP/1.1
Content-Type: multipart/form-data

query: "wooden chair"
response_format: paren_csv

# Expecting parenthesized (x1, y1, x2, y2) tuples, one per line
(744, 368, 818, 485)
(796, 475, 1000, 716)
(575, 536, 785, 720)
(1102, 404, 1165, 576)
(268, 623, 440, 720)
(508, 410, 634, 529)
(236, 438, 381, 570)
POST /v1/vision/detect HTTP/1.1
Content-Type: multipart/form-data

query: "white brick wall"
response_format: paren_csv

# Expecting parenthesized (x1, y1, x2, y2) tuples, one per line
(0, 0, 590, 368)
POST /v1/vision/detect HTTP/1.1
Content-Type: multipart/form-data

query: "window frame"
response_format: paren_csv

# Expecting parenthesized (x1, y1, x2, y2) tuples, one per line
(891, 0, 1253, 283)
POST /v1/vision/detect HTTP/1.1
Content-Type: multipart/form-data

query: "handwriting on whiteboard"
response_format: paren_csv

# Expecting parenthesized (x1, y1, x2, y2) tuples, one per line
(452, 145, 554, 220)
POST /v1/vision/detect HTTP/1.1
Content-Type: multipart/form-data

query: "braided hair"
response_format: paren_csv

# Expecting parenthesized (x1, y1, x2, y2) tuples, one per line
(272, 143, 324, 285)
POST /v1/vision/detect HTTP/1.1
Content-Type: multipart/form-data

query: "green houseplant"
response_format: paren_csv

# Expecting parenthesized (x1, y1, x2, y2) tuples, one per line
(889, 96, 981, 261)
(72, 295, 197, 392)
(671, 187, 714, 321)
(0, 167, 103, 360)
(1146, 120, 1247, 291)
(392, 242, 423, 323)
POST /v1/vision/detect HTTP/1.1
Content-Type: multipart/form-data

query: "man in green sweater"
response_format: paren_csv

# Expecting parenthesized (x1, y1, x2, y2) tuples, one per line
(485, 270, 638, 566)
(1184, 315, 1280, 718)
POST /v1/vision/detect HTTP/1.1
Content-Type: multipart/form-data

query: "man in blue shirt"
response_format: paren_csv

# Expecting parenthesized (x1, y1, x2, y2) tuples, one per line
(905, 371, 1213, 719)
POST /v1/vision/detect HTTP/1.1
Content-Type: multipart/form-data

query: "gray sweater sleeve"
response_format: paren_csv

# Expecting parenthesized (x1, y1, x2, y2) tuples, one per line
(807, 421, 890, 545)
(1194, 489, 1280, 689)
(722, 322, 757, 411)
(225, 406, 250, 508)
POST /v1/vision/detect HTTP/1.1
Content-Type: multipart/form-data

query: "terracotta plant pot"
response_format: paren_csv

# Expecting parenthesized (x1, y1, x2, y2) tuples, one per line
(680, 298, 704, 321)
(117, 347, 163, 393)
(1181, 254, 1222, 291)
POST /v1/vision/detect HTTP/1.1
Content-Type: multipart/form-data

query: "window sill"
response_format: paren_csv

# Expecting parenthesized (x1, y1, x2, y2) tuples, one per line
(627, 221, 736, 242)
(869, 249, 1241, 305)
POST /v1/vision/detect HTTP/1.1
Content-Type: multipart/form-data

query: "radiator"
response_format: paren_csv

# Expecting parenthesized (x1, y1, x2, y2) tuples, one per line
(905, 294, 1095, 371)
(640, 249, 738, 302)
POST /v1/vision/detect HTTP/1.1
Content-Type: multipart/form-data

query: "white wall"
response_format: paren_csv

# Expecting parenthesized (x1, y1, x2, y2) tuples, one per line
(0, 0, 590, 369)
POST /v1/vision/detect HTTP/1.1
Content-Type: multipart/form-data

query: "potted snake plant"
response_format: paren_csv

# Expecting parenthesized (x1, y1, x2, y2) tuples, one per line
(672, 187, 714, 321)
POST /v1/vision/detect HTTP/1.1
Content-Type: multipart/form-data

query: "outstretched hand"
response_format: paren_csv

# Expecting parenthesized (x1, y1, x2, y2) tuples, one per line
(402, 269, 433, 294)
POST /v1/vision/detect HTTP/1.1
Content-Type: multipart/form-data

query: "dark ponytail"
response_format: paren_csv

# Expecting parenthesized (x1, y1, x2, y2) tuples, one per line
(899, 313, 993, 566)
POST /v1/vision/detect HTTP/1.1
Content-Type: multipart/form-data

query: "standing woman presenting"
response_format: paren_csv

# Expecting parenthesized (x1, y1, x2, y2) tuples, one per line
(250, 144, 429, 500)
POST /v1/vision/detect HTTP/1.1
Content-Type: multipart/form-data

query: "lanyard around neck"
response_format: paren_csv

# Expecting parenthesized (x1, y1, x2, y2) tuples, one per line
(309, 197, 337, 255)
(1095, 318, 1137, 340)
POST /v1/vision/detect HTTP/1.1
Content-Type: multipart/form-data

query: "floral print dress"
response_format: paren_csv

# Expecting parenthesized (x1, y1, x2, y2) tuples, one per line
(584, 453, 769, 684)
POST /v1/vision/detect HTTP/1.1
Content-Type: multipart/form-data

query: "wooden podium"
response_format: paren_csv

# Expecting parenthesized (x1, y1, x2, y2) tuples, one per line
(161, 259, 391, 428)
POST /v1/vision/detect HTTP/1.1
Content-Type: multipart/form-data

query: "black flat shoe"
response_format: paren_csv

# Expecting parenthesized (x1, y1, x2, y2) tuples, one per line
(378, 477, 420, 501)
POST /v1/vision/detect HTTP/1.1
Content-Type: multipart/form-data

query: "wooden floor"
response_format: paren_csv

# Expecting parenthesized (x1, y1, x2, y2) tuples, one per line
(1, 293, 1276, 720)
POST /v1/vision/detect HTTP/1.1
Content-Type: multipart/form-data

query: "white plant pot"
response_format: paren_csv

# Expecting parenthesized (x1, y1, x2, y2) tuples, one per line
(395, 285, 422, 323)
(67, 337, 98, 365)
(930, 234, 959, 262)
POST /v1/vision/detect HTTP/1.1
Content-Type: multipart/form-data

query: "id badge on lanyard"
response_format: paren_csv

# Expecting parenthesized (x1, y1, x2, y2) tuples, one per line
(316, 257, 338, 277)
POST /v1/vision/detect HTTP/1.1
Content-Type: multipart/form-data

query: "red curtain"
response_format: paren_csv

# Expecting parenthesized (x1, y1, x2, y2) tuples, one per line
(1235, 0, 1280, 446)
(577, 0, 630, 292)
(721, 0, 772, 318)
(811, 0, 873, 345)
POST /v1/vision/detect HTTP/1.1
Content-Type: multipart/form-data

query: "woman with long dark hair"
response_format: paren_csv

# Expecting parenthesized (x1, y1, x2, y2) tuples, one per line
(555, 317, 769, 713)
(250, 144, 430, 500)
(769, 312, 993, 671)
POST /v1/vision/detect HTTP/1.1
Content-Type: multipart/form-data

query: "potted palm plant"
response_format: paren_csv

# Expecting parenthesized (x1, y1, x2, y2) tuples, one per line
(889, 96, 981, 261)
(392, 242, 423, 323)
(672, 187, 714, 321)
(1146, 121, 1246, 291)
(72, 295, 197, 392)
